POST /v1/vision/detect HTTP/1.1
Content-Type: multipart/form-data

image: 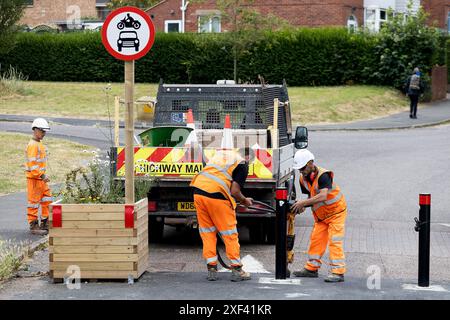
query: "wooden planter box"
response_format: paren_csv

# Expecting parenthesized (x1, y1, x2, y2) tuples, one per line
(48, 198, 148, 281)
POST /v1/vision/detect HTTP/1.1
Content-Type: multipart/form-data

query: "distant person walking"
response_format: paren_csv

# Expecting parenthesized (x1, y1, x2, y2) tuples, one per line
(25, 118, 53, 235)
(405, 67, 425, 119)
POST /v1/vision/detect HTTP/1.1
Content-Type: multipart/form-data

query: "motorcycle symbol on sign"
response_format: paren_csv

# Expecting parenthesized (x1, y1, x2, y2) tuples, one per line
(117, 13, 141, 30)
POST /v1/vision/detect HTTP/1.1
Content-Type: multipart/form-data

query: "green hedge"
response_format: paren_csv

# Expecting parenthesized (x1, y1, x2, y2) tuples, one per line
(0, 28, 439, 86)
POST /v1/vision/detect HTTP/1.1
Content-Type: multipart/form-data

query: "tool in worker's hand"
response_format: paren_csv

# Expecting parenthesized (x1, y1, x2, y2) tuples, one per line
(217, 200, 276, 270)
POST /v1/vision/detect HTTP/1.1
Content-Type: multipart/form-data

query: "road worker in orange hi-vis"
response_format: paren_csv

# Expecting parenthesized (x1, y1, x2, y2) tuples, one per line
(190, 147, 254, 282)
(25, 118, 53, 236)
(290, 149, 347, 283)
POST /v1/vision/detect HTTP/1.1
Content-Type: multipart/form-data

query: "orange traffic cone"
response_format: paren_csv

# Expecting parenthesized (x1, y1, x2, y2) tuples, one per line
(220, 114, 233, 149)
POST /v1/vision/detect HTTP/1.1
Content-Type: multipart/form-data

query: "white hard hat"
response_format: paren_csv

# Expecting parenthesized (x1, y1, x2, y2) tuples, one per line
(293, 149, 314, 169)
(31, 118, 50, 131)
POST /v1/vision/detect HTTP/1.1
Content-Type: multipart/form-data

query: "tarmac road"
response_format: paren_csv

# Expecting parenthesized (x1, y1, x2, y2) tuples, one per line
(1, 116, 450, 300)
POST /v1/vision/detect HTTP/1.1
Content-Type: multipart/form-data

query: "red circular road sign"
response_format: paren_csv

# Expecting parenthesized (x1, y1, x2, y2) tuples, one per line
(102, 6, 155, 61)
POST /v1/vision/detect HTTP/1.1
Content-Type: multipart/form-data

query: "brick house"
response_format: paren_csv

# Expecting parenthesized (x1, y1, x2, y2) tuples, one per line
(421, 0, 450, 31)
(146, 0, 449, 33)
(19, 0, 107, 28)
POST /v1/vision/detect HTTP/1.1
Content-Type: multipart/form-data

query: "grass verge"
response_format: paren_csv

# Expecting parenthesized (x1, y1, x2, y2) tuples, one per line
(0, 132, 95, 195)
(0, 239, 28, 281)
(0, 81, 409, 124)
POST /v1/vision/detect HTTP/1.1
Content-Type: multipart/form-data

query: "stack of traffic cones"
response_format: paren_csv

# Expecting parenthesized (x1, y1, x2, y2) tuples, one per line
(184, 108, 198, 146)
(221, 114, 233, 149)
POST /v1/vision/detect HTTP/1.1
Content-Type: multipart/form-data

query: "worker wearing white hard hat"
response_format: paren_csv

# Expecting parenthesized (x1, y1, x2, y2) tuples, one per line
(25, 118, 53, 235)
(291, 149, 348, 283)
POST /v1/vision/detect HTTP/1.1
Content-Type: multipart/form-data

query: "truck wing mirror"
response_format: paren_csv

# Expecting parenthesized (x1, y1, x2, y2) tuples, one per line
(294, 126, 308, 149)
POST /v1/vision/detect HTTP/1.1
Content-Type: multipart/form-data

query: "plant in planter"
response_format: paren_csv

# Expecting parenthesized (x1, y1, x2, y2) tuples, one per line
(49, 158, 152, 282)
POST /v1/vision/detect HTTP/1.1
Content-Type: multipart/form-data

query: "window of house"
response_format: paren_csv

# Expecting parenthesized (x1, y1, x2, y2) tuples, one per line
(165, 20, 181, 33)
(25, 0, 33, 5)
(347, 15, 358, 33)
(198, 16, 221, 33)
(379, 9, 387, 29)
(448, 11, 450, 33)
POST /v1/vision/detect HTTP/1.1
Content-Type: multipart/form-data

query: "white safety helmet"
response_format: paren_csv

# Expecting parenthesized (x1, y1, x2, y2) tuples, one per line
(31, 118, 50, 131)
(293, 149, 314, 169)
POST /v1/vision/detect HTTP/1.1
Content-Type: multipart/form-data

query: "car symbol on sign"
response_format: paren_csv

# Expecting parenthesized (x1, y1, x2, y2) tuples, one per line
(117, 31, 140, 52)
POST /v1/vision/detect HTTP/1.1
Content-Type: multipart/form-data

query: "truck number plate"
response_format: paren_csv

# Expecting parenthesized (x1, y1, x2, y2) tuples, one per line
(177, 202, 196, 212)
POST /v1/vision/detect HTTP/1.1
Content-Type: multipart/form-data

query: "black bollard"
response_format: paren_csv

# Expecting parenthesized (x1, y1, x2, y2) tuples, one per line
(275, 188, 288, 280)
(415, 194, 431, 287)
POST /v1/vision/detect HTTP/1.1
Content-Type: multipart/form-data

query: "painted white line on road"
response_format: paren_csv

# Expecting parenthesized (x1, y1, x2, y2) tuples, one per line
(439, 223, 450, 228)
(259, 277, 302, 286)
(218, 255, 270, 273)
(402, 284, 448, 292)
(285, 292, 311, 298)
(257, 286, 277, 290)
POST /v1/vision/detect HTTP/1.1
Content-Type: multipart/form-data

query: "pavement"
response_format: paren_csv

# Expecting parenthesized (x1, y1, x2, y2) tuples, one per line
(1, 96, 450, 300)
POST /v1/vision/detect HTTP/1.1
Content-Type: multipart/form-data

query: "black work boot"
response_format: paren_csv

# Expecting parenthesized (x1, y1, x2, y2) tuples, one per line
(207, 264, 218, 281)
(230, 266, 251, 282)
(293, 268, 318, 278)
(29, 220, 48, 236)
(324, 273, 344, 283)
(40, 218, 49, 231)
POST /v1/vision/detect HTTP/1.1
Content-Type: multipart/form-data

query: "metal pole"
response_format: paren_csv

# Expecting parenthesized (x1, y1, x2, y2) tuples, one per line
(124, 61, 135, 204)
(275, 187, 287, 279)
(415, 193, 431, 287)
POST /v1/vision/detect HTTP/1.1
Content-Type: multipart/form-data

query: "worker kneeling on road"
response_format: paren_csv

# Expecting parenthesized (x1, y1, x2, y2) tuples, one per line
(291, 149, 347, 283)
(25, 118, 53, 236)
(190, 147, 254, 282)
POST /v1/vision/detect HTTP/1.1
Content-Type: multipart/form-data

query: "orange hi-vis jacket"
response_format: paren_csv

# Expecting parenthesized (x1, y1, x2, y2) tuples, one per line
(25, 139, 48, 180)
(190, 150, 244, 209)
(300, 166, 347, 221)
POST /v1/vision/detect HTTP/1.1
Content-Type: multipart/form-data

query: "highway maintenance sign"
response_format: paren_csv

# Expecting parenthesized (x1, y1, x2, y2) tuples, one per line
(101, 6, 155, 61)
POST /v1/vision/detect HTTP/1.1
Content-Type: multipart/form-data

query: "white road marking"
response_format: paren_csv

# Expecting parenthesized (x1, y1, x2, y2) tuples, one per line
(285, 292, 311, 298)
(439, 223, 450, 228)
(257, 286, 277, 290)
(218, 255, 270, 273)
(259, 277, 302, 286)
(402, 284, 448, 292)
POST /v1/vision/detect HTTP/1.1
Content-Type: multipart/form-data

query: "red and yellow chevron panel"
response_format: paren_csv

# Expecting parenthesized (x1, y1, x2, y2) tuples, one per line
(116, 147, 273, 179)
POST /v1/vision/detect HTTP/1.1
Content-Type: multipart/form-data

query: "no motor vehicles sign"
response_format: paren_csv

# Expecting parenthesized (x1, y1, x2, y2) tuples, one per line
(102, 6, 155, 61)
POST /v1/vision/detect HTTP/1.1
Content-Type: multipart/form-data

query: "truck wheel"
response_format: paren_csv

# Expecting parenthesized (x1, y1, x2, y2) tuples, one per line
(264, 218, 276, 245)
(148, 217, 164, 243)
(248, 223, 265, 244)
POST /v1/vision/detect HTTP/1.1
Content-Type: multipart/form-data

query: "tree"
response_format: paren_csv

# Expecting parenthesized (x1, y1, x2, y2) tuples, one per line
(0, 0, 27, 55)
(368, 1, 440, 92)
(107, 0, 160, 9)
(194, 0, 290, 82)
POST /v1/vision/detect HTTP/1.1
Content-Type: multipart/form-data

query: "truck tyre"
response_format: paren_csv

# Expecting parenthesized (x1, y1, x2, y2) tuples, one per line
(148, 217, 164, 243)
(249, 223, 265, 244)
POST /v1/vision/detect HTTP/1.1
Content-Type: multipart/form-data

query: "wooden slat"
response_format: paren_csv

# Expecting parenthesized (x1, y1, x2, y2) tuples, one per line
(137, 239, 148, 255)
(51, 270, 139, 279)
(59, 221, 125, 229)
(137, 254, 149, 276)
(52, 253, 139, 262)
(49, 246, 136, 254)
(57, 204, 124, 213)
(51, 237, 138, 246)
(60, 212, 124, 221)
(49, 228, 134, 238)
(50, 261, 134, 271)
(134, 198, 148, 213)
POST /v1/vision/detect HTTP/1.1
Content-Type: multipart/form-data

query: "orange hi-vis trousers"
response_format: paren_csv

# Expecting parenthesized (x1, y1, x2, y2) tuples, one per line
(27, 178, 52, 224)
(304, 209, 347, 275)
(194, 194, 242, 267)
